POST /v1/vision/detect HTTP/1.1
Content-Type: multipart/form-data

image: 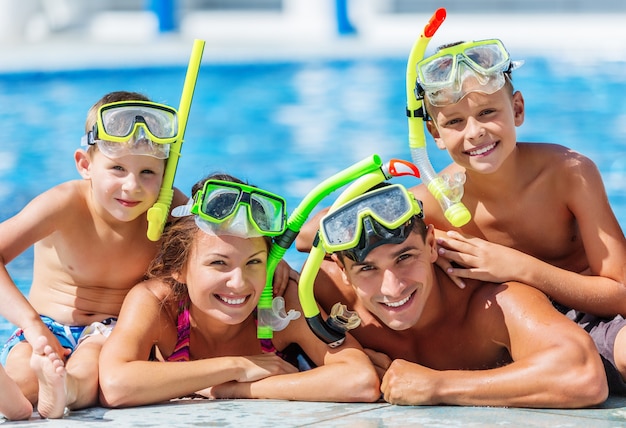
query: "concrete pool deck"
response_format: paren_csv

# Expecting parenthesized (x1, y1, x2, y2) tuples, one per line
(2, 6, 626, 427)
(2, 396, 626, 427)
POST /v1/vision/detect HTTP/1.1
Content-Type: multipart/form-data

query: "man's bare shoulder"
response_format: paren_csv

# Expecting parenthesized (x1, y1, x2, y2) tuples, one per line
(314, 259, 356, 310)
(466, 280, 565, 328)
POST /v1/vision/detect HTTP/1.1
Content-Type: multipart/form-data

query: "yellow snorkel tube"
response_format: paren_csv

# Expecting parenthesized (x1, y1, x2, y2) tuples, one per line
(147, 39, 206, 241)
(297, 159, 420, 347)
(407, 8, 471, 227)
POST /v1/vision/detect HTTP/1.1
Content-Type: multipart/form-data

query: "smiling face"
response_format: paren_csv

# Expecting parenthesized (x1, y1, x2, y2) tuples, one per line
(339, 227, 438, 331)
(177, 231, 269, 325)
(76, 148, 165, 223)
(426, 84, 525, 175)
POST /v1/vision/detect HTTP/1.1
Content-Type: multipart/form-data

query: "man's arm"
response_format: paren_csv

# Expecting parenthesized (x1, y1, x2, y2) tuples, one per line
(380, 282, 608, 408)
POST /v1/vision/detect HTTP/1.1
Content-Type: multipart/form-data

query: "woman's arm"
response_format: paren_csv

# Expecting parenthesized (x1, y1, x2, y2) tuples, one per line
(209, 284, 380, 403)
(98, 281, 297, 408)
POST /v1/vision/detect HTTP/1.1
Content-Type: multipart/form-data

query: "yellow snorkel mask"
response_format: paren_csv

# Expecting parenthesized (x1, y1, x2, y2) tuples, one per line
(406, 8, 471, 228)
(81, 101, 178, 159)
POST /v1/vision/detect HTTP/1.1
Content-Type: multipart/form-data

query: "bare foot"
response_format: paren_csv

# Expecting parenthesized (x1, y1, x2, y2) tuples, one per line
(30, 336, 67, 419)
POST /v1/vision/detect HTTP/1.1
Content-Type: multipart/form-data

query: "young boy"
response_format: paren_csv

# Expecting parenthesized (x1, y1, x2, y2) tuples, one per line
(410, 38, 626, 394)
(311, 184, 608, 407)
(0, 91, 188, 419)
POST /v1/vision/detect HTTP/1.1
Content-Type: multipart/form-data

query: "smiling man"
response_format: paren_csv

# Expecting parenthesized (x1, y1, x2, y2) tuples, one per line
(309, 183, 608, 408)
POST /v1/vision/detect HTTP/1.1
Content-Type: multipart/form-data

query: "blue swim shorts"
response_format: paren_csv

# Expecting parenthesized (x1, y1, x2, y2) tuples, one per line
(0, 315, 116, 365)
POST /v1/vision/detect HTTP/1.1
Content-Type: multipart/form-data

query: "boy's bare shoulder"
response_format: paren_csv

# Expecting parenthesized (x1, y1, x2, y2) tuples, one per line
(39, 180, 89, 207)
(518, 143, 600, 186)
(518, 142, 595, 166)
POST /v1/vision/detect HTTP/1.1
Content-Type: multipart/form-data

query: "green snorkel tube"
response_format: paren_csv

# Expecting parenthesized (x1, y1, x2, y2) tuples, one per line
(257, 154, 386, 338)
(296, 159, 421, 347)
(147, 39, 206, 241)
(407, 8, 471, 227)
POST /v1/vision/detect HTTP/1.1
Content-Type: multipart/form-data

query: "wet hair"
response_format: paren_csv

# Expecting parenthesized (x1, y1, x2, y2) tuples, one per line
(335, 215, 427, 265)
(147, 172, 273, 299)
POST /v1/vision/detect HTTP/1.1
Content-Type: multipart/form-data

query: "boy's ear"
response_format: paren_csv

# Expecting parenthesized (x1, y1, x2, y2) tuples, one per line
(74, 149, 92, 179)
(512, 91, 525, 126)
(426, 120, 446, 150)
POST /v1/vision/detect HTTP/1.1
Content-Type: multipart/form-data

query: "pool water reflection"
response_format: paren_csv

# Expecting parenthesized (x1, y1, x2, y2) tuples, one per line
(1, 56, 626, 337)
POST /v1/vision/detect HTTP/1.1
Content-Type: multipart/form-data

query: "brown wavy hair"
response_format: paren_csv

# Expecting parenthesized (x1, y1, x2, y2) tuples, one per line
(146, 172, 273, 300)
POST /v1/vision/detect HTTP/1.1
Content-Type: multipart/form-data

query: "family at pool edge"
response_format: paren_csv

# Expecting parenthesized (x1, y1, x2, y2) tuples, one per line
(1, 12, 625, 420)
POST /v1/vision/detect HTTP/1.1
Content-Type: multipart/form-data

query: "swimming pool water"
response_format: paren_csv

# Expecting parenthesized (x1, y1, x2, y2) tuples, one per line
(1, 56, 626, 338)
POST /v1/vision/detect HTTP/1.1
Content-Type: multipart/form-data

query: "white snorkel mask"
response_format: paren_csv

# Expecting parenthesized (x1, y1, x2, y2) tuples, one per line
(416, 39, 523, 107)
(172, 201, 265, 239)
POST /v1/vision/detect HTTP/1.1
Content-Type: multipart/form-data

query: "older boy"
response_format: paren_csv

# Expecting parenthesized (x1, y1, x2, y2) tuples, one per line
(0, 91, 188, 418)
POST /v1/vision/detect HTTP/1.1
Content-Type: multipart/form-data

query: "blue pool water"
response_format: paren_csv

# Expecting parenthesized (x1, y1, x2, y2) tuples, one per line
(1, 56, 626, 338)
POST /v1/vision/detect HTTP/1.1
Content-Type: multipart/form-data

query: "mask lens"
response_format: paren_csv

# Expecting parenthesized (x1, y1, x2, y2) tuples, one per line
(464, 42, 509, 73)
(321, 185, 419, 252)
(201, 186, 241, 221)
(419, 54, 456, 87)
(250, 192, 285, 234)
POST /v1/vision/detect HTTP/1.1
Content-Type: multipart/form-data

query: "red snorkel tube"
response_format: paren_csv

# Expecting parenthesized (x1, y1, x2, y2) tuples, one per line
(406, 8, 471, 227)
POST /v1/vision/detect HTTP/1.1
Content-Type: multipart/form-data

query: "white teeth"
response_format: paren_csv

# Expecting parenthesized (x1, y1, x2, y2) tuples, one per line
(219, 296, 246, 305)
(468, 142, 496, 156)
(384, 295, 411, 308)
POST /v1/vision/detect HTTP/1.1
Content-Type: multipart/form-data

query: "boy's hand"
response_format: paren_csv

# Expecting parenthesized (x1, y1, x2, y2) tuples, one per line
(434, 249, 466, 289)
(21, 323, 70, 361)
(436, 231, 524, 284)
